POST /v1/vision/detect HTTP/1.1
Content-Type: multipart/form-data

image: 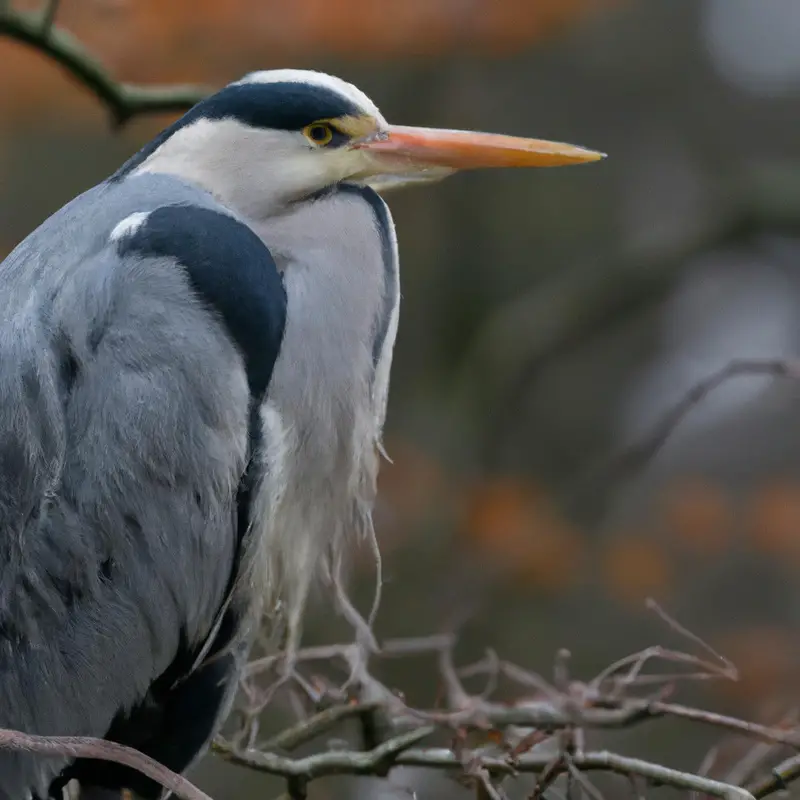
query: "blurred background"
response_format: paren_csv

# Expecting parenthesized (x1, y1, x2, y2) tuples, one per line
(4, 0, 800, 796)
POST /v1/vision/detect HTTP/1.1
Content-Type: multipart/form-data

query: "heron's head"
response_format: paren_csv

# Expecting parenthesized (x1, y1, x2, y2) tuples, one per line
(129, 69, 605, 218)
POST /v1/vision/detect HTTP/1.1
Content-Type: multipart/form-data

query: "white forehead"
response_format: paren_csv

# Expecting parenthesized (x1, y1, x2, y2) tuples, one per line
(236, 69, 384, 121)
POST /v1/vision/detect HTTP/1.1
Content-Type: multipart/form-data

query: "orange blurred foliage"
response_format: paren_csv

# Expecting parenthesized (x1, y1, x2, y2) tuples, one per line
(1, 0, 623, 125)
(713, 626, 800, 705)
(602, 536, 673, 607)
(375, 437, 452, 540)
(661, 480, 732, 556)
(464, 478, 584, 591)
(747, 481, 800, 562)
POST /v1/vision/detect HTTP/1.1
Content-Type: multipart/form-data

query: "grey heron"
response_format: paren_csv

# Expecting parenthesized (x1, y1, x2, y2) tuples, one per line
(0, 69, 603, 800)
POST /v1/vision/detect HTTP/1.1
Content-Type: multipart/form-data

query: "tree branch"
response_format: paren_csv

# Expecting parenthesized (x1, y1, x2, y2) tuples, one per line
(39, 0, 59, 37)
(747, 753, 800, 799)
(215, 741, 755, 800)
(573, 357, 800, 503)
(216, 727, 435, 780)
(262, 703, 380, 752)
(472, 197, 800, 474)
(0, 728, 213, 800)
(0, 4, 209, 124)
(211, 599, 800, 799)
(603, 358, 800, 479)
(0, 594, 794, 799)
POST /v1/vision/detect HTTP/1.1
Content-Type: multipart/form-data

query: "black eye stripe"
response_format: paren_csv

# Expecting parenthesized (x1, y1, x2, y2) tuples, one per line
(329, 129, 350, 148)
(306, 126, 350, 149)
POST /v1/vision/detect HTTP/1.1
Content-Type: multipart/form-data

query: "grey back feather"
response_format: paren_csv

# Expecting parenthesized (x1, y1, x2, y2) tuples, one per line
(0, 175, 252, 799)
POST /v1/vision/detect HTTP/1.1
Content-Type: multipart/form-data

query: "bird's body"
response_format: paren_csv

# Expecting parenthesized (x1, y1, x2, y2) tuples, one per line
(0, 69, 602, 800)
(0, 168, 396, 800)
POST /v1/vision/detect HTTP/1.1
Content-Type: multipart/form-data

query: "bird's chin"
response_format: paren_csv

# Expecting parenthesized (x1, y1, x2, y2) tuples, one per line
(358, 165, 457, 194)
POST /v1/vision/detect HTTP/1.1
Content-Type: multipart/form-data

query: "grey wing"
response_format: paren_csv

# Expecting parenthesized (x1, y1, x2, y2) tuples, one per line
(0, 203, 283, 800)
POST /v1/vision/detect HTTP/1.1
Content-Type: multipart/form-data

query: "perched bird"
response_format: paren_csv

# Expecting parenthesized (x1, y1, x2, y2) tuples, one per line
(0, 69, 603, 800)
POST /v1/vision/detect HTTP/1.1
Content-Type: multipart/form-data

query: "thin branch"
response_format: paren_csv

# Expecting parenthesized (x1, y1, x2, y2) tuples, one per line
(244, 654, 800, 747)
(408, 696, 800, 749)
(725, 742, 782, 790)
(0, 627, 791, 799)
(473, 767, 507, 800)
(747, 753, 800, 799)
(589, 646, 730, 696)
(380, 634, 457, 657)
(215, 726, 436, 779)
(220, 599, 800, 800)
(0, 6, 209, 124)
(566, 758, 607, 800)
(645, 703, 800, 748)
(245, 633, 454, 677)
(473, 200, 800, 476)
(691, 745, 720, 800)
(726, 710, 798, 788)
(0, 728, 212, 800)
(645, 598, 737, 677)
(216, 742, 756, 799)
(260, 703, 380, 752)
(590, 358, 800, 489)
(39, 0, 60, 36)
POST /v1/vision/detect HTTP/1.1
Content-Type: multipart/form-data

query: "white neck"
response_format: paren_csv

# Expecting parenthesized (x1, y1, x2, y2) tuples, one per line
(241, 186, 400, 648)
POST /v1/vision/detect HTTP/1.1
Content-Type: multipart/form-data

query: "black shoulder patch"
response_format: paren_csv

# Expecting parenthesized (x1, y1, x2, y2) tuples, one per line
(113, 82, 362, 179)
(116, 205, 287, 402)
(335, 184, 397, 370)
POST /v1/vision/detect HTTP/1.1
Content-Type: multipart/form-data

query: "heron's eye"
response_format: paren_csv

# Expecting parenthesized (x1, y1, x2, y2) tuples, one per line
(303, 123, 335, 147)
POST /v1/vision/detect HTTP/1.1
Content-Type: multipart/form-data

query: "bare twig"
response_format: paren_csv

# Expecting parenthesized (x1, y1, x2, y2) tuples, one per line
(0, 616, 796, 798)
(596, 358, 800, 485)
(261, 703, 380, 752)
(473, 767, 507, 800)
(214, 726, 436, 779)
(0, 728, 212, 800)
(645, 599, 737, 676)
(245, 633, 454, 677)
(650, 703, 800, 748)
(589, 599, 738, 704)
(691, 745, 720, 800)
(589, 646, 730, 695)
(217, 594, 800, 799)
(380, 634, 457, 656)
(216, 742, 756, 799)
(0, 6, 209, 124)
(747, 752, 800, 798)
(726, 710, 799, 788)
(39, 0, 59, 36)
(724, 742, 782, 790)
(566, 758, 607, 800)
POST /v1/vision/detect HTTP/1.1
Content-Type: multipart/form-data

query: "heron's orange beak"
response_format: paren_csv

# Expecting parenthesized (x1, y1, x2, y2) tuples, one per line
(354, 125, 605, 170)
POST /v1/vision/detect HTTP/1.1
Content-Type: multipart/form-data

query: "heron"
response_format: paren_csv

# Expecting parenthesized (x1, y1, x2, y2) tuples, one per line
(0, 69, 603, 800)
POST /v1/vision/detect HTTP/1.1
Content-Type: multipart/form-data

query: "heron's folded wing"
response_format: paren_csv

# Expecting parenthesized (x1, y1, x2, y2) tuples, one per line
(0, 201, 286, 799)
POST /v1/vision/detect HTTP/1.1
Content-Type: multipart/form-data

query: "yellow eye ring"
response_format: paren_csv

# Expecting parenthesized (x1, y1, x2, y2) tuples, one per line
(303, 123, 334, 147)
